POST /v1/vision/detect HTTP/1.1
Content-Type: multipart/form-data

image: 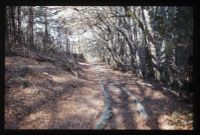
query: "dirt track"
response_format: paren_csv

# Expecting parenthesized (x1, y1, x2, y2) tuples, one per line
(5, 57, 193, 129)
(77, 61, 192, 129)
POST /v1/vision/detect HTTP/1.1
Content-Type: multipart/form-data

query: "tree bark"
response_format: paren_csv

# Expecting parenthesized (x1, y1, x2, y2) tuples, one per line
(17, 6, 21, 46)
(28, 7, 34, 50)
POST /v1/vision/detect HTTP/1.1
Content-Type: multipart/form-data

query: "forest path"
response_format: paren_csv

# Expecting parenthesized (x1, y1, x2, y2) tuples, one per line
(5, 56, 193, 129)
(79, 61, 192, 129)
(5, 56, 105, 129)
(83, 62, 150, 129)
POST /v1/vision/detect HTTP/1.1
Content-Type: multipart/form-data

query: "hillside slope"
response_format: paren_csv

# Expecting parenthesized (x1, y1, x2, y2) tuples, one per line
(5, 50, 104, 129)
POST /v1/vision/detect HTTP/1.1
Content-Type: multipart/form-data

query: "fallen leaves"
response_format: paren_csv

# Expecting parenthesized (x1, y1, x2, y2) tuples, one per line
(159, 111, 193, 130)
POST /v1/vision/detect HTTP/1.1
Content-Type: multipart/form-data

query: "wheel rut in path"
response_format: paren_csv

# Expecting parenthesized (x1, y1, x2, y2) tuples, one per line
(90, 63, 112, 129)
(91, 63, 148, 129)
(83, 62, 193, 129)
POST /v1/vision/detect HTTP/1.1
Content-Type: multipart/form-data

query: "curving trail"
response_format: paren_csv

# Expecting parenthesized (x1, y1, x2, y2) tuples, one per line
(5, 56, 193, 129)
(82, 61, 192, 129)
(92, 62, 148, 129)
(86, 61, 150, 129)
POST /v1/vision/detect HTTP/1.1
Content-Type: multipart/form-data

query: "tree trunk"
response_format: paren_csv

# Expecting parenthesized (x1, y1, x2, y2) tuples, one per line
(44, 7, 48, 51)
(28, 7, 34, 50)
(17, 6, 21, 46)
(10, 6, 16, 48)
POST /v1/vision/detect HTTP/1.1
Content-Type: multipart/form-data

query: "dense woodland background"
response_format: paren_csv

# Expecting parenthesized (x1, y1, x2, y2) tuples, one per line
(5, 6, 193, 96)
(5, 6, 193, 129)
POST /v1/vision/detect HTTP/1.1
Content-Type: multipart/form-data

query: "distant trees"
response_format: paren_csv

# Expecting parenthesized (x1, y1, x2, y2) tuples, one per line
(17, 6, 22, 45)
(67, 6, 192, 93)
(6, 6, 16, 53)
(5, 6, 193, 94)
(28, 7, 34, 50)
(5, 6, 72, 54)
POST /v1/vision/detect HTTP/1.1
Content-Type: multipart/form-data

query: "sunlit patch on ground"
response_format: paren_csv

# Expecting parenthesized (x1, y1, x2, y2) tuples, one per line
(10, 87, 49, 106)
(51, 75, 68, 83)
(19, 110, 53, 129)
(56, 101, 82, 120)
(158, 112, 193, 130)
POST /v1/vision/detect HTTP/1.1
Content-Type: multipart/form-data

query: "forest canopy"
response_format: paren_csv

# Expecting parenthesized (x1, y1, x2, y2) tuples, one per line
(5, 6, 193, 129)
(5, 6, 193, 87)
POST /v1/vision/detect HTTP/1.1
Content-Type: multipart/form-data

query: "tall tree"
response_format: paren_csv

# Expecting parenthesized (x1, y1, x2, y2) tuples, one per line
(28, 6, 34, 50)
(17, 6, 22, 45)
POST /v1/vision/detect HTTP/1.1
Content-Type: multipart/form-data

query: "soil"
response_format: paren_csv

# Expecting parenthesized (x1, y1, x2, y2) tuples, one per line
(5, 56, 193, 129)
